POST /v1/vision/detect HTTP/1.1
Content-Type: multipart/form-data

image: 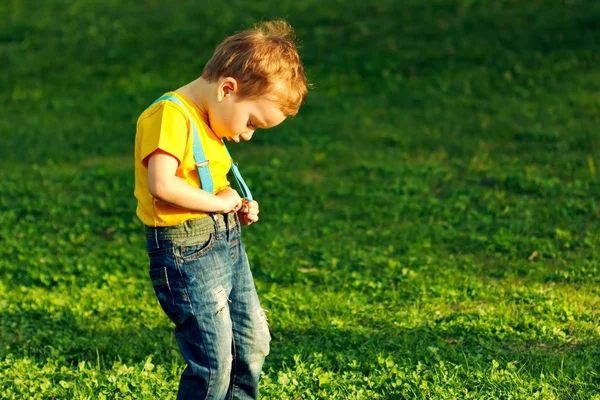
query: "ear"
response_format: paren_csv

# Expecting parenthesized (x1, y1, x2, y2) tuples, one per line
(217, 77, 238, 102)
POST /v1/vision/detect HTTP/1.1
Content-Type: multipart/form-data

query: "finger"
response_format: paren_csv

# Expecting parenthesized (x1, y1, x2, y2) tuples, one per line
(235, 197, 243, 211)
(230, 200, 242, 213)
(248, 203, 258, 214)
(240, 214, 252, 226)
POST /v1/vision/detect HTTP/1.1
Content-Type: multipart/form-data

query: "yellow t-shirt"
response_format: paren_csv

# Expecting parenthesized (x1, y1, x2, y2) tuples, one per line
(134, 91, 231, 227)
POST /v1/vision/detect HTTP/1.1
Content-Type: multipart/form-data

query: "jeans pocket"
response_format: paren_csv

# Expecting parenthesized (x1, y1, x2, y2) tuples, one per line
(178, 231, 215, 261)
(149, 267, 180, 324)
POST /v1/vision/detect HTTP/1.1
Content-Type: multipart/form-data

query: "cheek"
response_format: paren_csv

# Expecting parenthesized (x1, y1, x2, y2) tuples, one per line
(227, 107, 247, 133)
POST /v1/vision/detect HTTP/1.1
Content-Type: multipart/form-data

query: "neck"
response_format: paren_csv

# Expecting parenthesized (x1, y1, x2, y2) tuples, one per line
(176, 77, 213, 120)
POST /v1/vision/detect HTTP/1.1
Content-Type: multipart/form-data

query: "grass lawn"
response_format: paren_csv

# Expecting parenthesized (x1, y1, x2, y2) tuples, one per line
(1, 0, 599, 398)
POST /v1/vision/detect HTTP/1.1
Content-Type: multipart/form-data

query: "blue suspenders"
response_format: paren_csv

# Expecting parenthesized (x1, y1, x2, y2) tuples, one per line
(150, 94, 253, 201)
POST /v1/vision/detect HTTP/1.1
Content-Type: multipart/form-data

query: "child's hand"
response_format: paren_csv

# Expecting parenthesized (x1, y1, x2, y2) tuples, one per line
(238, 200, 259, 226)
(216, 188, 243, 213)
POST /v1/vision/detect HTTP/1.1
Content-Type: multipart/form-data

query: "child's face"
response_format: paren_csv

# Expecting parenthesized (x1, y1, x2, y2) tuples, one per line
(209, 93, 286, 143)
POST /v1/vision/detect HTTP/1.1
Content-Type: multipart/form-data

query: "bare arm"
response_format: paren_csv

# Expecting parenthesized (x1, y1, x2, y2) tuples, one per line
(147, 150, 241, 213)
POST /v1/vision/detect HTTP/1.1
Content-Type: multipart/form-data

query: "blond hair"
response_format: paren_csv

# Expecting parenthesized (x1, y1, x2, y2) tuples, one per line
(202, 21, 309, 116)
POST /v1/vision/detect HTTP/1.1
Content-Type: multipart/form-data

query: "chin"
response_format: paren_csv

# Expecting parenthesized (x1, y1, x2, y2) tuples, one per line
(215, 131, 228, 140)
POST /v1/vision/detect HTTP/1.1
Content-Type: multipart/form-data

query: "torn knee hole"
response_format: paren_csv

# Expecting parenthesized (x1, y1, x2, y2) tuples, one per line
(258, 308, 269, 325)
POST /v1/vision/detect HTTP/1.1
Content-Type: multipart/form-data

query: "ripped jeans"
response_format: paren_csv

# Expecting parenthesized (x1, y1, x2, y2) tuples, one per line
(145, 213, 271, 400)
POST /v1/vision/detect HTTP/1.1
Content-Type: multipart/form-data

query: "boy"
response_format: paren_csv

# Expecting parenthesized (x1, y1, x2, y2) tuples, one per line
(134, 21, 308, 399)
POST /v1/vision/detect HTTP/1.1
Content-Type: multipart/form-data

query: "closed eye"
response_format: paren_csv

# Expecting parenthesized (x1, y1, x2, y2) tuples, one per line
(247, 120, 256, 129)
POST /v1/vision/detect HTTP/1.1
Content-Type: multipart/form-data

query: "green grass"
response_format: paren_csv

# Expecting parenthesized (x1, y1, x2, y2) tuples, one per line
(1, 0, 600, 398)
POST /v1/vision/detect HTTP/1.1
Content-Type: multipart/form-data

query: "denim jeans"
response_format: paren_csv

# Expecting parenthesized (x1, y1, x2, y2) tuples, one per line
(145, 213, 271, 400)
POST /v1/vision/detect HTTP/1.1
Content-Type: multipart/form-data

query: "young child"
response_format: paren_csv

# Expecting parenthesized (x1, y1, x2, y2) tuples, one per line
(133, 21, 308, 399)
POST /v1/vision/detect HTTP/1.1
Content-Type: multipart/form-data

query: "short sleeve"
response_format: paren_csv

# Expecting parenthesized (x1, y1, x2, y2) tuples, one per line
(137, 102, 188, 167)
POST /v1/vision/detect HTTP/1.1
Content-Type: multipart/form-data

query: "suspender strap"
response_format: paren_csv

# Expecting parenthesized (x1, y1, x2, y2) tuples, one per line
(150, 94, 253, 201)
(152, 94, 214, 194)
(225, 147, 253, 201)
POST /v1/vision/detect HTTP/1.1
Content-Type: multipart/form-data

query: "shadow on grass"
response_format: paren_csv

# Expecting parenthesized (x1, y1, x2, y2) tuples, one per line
(2, 306, 597, 385)
(1, 308, 176, 366)
(267, 323, 597, 383)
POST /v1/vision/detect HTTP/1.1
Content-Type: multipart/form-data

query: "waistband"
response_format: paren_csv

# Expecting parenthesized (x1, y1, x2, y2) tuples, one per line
(144, 213, 239, 240)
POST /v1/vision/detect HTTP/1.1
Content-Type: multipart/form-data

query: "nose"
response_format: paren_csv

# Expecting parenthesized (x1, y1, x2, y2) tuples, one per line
(241, 131, 254, 141)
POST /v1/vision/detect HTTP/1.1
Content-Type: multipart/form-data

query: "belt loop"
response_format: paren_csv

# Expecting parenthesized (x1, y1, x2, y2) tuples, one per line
(234, 212, 240, 231)
(209, 213, 217, 231)
(210, 213, 221, 239)
(225, 212, 231, 241)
